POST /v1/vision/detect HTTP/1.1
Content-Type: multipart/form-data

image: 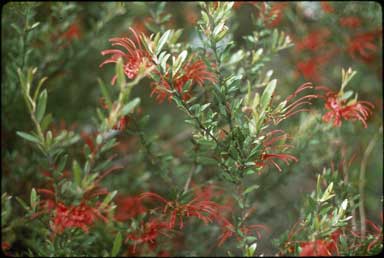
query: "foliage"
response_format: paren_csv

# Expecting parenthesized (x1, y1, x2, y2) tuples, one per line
(1, 1, 382, 256)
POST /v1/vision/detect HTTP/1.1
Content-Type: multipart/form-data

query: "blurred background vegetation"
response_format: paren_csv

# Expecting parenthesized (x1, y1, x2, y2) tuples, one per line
(1, 2, 382, 256)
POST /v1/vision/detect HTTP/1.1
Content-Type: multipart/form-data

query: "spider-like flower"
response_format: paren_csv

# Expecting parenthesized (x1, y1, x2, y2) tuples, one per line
(347, 30, 380, 63)
(151, 59, 217, 103)
(114, 195, 146, 221)
(316, 86, 374, 128)
(100, 28, 152, 85)
(217, 219, 269, 246)
(254, 130, 298, 173)
(271, 82, 318, 125)
(51, 202, 106, 234)
(139, 183, 226, 229)
(126, 219, 171, 254)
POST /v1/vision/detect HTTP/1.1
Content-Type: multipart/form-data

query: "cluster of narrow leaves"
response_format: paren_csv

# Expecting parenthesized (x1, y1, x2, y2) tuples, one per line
(3, 2, 381, 257)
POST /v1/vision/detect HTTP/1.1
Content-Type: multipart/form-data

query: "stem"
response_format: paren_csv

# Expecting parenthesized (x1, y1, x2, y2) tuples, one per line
(129, 115, 176, 189)
(358, 126, 382, 238)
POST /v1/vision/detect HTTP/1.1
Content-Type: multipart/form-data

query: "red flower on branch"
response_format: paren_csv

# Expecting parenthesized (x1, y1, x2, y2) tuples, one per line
(126, 219, 171, 254)
(217, 219, 269, 246)
(320, 2, 334, 13)
(296, 49, 336, 82)
(339, 16, 362, 28)
(300, 239, 334, 256)
(100, 28, 152, 85)
(295, 29, 331, 52)
(272, 82, 318, 124)
(254, 130, 298, 173)
(347, 30, 380, 63)
(151, 59, 217, 103)
(259, 2, 288, 28)
(51, 202, 107, 234)
(114, 195, 147, 221)
(316, 86, 374, 128)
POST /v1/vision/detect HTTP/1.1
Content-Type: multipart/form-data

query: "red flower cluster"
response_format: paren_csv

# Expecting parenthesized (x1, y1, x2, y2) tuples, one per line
(114, 195, 146, 221)
(123, 184, 233, 254)
(295, 29, 331, 52)
(259, 2, 288, 28)
(63, 22, 82, 42)
(339, 16, 362, 28)
(218, 221, 269, 247)
(320, 2, 334, 13)
(300, 230, 341, 256)
(51, 202, 106, 234)
(151, 59, 217, 103)
(255, 130, 298, 173)
(347, 30, 380, 63)
(100, 28, 152, 85)
(316, 86, 374, 128)
(296, 50, 336, 82)
(273, 82, 318, 124)
(126, 219, 171, 254)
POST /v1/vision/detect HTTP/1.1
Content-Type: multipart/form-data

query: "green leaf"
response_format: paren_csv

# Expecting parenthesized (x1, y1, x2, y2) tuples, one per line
(56, 155, 68, 174)
(121, 98, 140, 116)
(72, 160, 82, 186)
(98, 78, 112, 109)
(243, 185, 260, 196)
(40, 113, 53, 132)
(30, 188, 37, 211)
(111, 232, 122, 257)
(116, 58, 126, 88)
(260, 79, 276, 112)
(156, 30, 171, 55)
(16, 131, 41, 144)
(16, 196, 30, 211)
(100, 190, 118, 209)
(36, 89, 47, 122)
(197, 156, 217, 165)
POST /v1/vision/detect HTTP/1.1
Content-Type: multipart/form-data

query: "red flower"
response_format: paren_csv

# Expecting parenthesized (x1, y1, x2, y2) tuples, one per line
(320, 2, 334, 13)
(273, 82, 318, 124)
(63, 22, 81, 42)
(114, 195, 146, 221)
(260, 3, 288, 28)
(2, 241, 11, 251)
(100, 28, 152, 85)
(51, 202, 104, 234)
(347, 31, 380, 63)
(255, 130, 298, 173)
(126, 219, 171, 254)
(339, 16, 362, 28)
(316, 86, 374, 128)
(295, 29, 331, 52)
(138, 184, 228, 231)
(151, 59, 216, 103)
(217, 220, 269, 246)
(300, 239, 333, 256)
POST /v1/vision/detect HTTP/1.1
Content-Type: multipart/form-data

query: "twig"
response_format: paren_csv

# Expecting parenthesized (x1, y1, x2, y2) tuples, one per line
(359, 126, 382, 238)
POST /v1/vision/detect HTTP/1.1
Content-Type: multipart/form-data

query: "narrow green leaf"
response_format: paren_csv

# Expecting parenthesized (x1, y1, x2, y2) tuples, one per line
(260, 79, 276, 112)
(16, 131, 41, 144)
(72, 160, 82, 186)
(121, 98, 140, 116)
(156, 30, 171, 55)
(111, 232, 122, 256)
(116, 58, 126, 88)
(100, 190, 118, 209)
(16, 196, 30, 211)
(30, 188, 37, 211)
(40, 113, 53, 132)
(36, 89, 47, 122)
(98, 78, 112, 109)
(243, 185, 260, 196)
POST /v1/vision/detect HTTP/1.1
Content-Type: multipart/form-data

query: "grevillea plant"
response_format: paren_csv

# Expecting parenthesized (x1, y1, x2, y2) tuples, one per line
(1, 2, 382, 257)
